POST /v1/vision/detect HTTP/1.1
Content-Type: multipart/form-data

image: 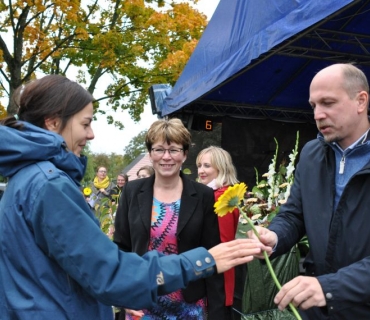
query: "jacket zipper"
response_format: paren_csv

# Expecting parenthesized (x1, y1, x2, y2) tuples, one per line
(339, 154, 345, 174)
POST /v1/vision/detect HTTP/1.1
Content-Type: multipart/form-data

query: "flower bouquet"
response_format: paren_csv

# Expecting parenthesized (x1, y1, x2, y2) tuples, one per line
(242, 132, 298, 228)
(215, 132, 305, 320)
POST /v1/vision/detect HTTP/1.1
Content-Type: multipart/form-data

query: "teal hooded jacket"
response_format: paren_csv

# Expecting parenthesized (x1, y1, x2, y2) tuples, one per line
(0, 122, 216, 320)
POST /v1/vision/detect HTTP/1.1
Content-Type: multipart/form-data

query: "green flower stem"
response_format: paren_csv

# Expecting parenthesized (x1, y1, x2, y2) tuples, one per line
(238, 206, 302, 320)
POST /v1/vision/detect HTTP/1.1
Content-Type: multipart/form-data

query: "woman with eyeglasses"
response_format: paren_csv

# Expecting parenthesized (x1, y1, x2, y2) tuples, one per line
(114, 118, 229, 320)
(88, 166, 114, 210)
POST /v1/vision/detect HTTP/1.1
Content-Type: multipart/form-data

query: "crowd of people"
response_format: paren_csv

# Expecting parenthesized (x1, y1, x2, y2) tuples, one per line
(1, 62, 370, 320)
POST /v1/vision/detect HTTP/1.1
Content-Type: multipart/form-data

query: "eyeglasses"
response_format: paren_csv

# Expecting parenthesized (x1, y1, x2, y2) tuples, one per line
(151, 148, 184, 157)
(98, 170, 107, 173)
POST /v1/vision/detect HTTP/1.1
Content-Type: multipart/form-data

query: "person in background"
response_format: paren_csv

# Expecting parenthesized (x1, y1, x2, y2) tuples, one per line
(89, 166, 114, 210)
(197, 146, 240, 319)
(114, 118, 230, 320)
(109, 172, 128, 236)
(251, 63, 370, 319)
(136, 165, 154, 179)
(0, 75, 270, 320)
(110, 172, 128, 201)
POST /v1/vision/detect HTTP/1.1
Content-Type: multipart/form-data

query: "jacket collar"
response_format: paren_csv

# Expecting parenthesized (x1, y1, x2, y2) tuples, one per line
(136, 172, 199, 235)
(0, 122, 86, 185)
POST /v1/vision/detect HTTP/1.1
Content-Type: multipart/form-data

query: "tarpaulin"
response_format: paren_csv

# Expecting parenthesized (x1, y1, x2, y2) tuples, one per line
(161, 0, 370, 121)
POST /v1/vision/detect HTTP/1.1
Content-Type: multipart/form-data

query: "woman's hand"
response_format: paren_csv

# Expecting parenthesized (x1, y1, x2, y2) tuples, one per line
(125, 308, 144, 318)
(208, 238, 272, 273)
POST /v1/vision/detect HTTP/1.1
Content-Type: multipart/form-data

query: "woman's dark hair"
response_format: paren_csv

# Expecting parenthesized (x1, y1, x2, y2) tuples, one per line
(1, 75, 93, 130)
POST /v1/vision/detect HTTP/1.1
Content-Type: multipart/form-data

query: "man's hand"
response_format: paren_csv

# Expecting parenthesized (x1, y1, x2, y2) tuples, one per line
(274, 276, 326, 310)
(208, 238, 272, 273)
(247, 226, 278, 259)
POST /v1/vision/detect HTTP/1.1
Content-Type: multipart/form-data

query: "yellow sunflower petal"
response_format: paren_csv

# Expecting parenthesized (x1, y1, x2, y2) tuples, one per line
(214, 183, 247, 217)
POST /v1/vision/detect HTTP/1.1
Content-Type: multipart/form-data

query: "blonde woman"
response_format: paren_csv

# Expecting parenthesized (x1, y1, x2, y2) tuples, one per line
(197, 146, 240, 318)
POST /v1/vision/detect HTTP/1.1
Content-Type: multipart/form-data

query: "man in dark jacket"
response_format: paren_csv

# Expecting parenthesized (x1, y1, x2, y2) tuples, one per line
(252, 63, 370, 319)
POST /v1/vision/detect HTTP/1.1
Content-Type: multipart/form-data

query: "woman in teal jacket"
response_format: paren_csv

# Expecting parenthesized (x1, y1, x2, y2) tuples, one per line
(0, 75, 268, 320)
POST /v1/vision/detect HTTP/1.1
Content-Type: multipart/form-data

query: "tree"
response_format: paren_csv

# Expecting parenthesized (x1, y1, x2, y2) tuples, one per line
(83, 149, 128, 186)
(0, 0, 207, 128)
(123, 129, 147, 163)
(81, 143, 97, 185)
(108, 153, 131, 178)
(0, 103, 6, 119)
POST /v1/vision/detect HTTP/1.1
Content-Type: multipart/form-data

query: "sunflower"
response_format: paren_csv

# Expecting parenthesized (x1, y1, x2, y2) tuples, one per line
(83, 187, 92, 196)
(215, 185, 302, 319)
(214, 183, 247, 217)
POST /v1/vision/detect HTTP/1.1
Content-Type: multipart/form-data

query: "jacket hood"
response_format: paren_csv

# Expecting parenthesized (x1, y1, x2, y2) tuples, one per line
(0, 121, 87, 184)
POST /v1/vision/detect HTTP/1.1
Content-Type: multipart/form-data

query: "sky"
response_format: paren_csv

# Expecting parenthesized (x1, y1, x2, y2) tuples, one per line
(89, 0, 220, 154)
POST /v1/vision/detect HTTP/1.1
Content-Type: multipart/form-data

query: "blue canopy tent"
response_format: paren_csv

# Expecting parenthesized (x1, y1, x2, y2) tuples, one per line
(150, 0, 370, 180)
(159, 0, 370, 124)
(152, 0, 370, 182)
(150, 0, 370, 189)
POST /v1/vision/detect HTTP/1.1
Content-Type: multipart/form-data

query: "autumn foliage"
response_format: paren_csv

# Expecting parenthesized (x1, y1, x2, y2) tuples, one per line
(0, 0, 207, 126)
